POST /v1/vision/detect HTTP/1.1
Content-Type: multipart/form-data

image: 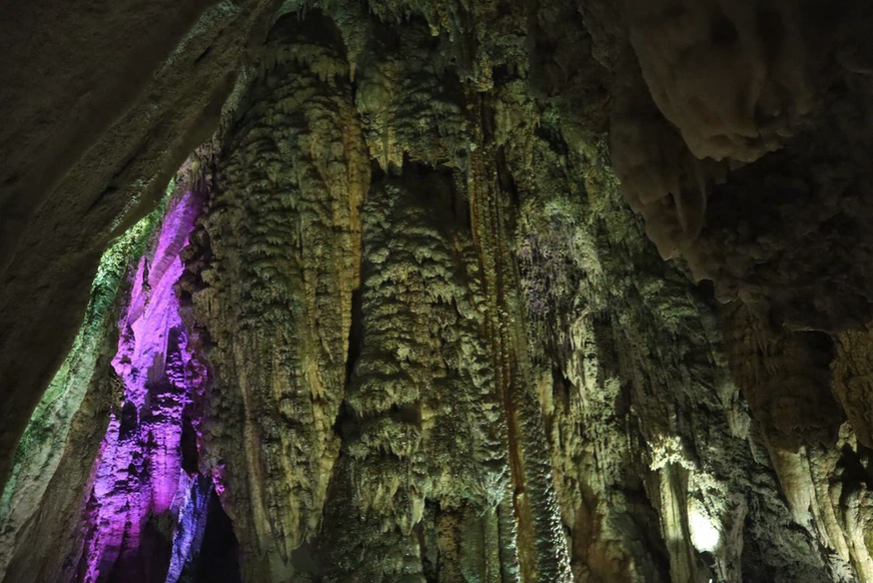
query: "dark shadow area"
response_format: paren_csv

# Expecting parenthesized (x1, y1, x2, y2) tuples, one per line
(190, 488, 242, 583)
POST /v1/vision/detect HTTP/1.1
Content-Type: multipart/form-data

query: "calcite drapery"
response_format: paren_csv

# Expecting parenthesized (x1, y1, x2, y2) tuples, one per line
(316, 171, 514, 581)
(190, 11, 369, 580)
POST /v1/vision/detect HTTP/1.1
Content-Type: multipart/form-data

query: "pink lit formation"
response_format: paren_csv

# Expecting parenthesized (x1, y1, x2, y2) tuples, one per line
(80, 192, 209, 583)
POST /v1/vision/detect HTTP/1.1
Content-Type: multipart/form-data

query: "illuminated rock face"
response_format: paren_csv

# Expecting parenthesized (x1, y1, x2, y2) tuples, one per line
(187, 13, 369, 581)
(77, 191, 220, 583)
(0, 0, 280, 494)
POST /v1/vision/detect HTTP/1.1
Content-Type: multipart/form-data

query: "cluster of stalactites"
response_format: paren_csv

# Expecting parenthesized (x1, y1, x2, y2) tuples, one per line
(612, 0, 815, 260)
(312, 173, 513, 581)
(190, 10, 370, 580)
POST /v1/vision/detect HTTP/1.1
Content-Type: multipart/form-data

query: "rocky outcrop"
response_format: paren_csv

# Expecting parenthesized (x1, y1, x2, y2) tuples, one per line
(610, 0, 873, 334)
(625, 0, 815, 163)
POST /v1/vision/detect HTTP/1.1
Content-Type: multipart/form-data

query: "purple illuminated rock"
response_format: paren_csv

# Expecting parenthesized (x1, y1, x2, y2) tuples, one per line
(81, 191, 206, 583)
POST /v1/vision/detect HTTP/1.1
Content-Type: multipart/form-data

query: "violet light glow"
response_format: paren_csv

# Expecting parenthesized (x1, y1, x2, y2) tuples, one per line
(80, 192, 210, 583)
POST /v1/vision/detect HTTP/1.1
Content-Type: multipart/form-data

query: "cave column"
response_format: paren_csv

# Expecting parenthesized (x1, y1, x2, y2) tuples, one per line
(465, 96, 574, 583)
(191, 11, 369, 581)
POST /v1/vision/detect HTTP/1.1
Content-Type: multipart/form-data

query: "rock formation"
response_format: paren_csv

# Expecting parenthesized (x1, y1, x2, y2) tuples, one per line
(6, 1, 873, 582)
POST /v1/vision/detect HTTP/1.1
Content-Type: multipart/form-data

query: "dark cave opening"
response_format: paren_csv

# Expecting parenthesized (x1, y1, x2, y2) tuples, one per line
(185, 488, 242, 583)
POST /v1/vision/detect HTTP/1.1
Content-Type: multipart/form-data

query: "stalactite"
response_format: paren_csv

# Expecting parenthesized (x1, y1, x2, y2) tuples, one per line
(465, 96, 574, 581)
(316, 170, 509, 581)
(190, 10, 369, 580)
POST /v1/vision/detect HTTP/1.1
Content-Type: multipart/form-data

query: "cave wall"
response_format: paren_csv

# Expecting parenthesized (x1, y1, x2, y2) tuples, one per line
(6, 0, 873, 582)
(0, 193, 168, 582)
(0, 0, 281, 489)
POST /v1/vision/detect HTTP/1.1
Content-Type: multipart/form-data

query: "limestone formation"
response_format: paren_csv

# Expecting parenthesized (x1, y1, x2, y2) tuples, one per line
(7, 1, 873, 582)
(189, 12, 369, 580)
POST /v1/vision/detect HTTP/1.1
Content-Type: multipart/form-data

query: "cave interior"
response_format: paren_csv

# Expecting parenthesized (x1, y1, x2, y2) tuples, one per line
(5, 0, 873, 582)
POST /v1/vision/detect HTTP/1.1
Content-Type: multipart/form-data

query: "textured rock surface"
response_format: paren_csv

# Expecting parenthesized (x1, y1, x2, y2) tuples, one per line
(75, 191, 206, 583)
(8, 1, 873, 582)
(314, 171, 511, 581)
(189, 12, 369, 580)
